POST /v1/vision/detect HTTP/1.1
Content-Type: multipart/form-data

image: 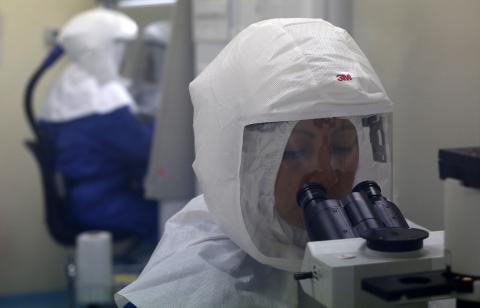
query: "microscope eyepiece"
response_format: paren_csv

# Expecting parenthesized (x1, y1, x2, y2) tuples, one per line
(353, 180, 382, 201)
(353, 180, 410, 229)
(296, 183, 328, 209)
(296, 182, 355, 241)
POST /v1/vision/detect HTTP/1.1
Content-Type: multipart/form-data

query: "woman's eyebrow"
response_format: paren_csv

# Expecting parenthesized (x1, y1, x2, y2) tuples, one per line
(331, 124, 356, 136)
(292, 129, 315, 139)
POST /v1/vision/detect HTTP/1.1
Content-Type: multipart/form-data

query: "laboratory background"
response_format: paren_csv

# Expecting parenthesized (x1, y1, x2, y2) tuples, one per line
(0, 0, 479, 307)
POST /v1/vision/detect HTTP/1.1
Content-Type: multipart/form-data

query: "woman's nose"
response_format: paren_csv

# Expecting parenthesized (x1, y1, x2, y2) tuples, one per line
(301, 166, 339, 192)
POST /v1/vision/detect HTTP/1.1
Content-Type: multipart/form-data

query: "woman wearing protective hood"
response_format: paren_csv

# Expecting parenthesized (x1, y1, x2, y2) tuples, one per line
(116, 18, 398, 307)
(37, 8, 158, 241)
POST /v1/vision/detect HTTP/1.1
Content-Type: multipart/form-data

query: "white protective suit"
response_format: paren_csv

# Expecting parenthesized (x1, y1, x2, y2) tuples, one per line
(38, 7, 138, 122)
(36, 8, 160, 241)
(116, 18, 404, 307)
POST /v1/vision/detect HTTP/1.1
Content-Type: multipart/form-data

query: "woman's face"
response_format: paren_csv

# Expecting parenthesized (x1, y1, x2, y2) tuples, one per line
(274, 118, 359, 228)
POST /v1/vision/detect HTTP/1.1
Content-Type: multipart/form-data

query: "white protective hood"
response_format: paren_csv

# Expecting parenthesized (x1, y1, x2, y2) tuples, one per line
(37, 64, 136, 122)
(189, 18, 393, 272)
(38, 8, 138, 122)
(58, 7, 138, 84)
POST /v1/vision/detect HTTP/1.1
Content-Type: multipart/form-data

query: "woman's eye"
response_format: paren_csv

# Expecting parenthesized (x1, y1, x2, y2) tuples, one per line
(330, 145, 355, 156)
(282, 148, 308, 160)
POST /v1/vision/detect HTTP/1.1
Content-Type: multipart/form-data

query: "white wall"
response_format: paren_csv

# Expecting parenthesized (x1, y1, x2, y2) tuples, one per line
(0, 0, 93, 295)
(352, 0, 480, 230)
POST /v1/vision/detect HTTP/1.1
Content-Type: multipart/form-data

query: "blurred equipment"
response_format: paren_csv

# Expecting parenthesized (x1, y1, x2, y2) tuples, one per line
(24, 44, 73, 245)
(143, 0, 196, 235)
(440, 147, 480, 305)
(75, 231, 113, 305)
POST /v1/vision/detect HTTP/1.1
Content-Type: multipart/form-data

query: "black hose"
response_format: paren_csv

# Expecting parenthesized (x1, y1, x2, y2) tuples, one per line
(24, 45, 64, 138)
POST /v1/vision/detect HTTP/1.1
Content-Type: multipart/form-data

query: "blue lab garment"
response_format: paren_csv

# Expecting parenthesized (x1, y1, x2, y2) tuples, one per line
(38, 106, 158, 240)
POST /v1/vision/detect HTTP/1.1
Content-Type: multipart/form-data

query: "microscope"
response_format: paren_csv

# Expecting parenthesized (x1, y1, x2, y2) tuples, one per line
(294, 147, 480, 308)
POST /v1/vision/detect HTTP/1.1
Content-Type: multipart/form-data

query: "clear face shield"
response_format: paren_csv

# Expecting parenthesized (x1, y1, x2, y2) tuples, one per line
(129, 39, 168, 116)
(76, 38, 135, 86)
(115, 38, 139, 85)
(239, 113, 392, 261)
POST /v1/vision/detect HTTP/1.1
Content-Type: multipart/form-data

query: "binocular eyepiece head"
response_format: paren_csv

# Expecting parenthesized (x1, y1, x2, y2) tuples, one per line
(296, 180, 428, 252)
(297, 180, 381, 210)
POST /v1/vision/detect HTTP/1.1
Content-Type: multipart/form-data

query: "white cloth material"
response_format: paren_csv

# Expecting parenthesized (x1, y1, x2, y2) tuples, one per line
(116, 195, 317, 308)
(116, 197, 429, 308)
(116, 18, 395, 307)
(38, 64, 136, 122)
(190, 18, 393, 272)
(58, 7, 138, 85)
